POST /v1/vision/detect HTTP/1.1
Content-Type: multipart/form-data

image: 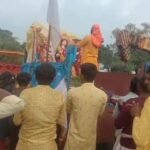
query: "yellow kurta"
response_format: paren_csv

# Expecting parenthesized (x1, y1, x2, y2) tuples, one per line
(13, 85, 67, 150)
(64, 83, 107, 150)
(132, 97, 150, 150)
(79, 35, 99, 67)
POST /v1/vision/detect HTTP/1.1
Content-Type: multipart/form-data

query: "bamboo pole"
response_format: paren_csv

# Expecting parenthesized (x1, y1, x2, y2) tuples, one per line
(47, 25, 51, 62)
(32, 31, 36, 62)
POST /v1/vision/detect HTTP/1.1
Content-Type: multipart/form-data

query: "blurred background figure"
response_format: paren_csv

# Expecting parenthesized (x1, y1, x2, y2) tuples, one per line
(0, 72, 25, 150)
(14, 72, 32, 96)
(10, 72, 31, 150)
(114, 76, 149, 150)
(78, 24, 104, 68)
(0, 72, 16, 93)
(55, 39, 68, 62)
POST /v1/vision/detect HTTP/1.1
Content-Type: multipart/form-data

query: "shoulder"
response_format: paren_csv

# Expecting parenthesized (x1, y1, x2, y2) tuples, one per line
(20, 87, 33, 95)
(68, 87, 79, 95)
(1, 95, 23, 104)
(52, 89, 64, 97)
(84, 35, 91, 40)
(144, 97, 150, 106)
(94, 87, 108, 101)
(125, 97, 137, 104)
(67, 86, 84, 98)
(95, 86, 107, 95)
(80, 35, 91, 42)
(139, 97, 150, 114)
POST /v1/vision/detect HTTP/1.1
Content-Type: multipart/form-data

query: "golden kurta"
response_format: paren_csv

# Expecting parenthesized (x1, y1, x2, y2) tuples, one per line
(132, 97, 150, 150)
(13, 85, 67, 150)
(64, 83, 107, 150)
(79, 35, 99, 67)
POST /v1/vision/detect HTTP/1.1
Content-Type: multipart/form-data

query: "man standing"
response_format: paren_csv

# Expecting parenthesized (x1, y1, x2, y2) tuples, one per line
(131, 70, 150, 150)
(13, 63, 67, 150)
(64, 63, 107, 150)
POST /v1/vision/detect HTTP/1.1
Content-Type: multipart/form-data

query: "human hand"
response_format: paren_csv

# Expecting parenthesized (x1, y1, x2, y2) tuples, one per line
(130, 103, 142, 117)
(118, 99, 124, 106)
(58, 137, 65, 149)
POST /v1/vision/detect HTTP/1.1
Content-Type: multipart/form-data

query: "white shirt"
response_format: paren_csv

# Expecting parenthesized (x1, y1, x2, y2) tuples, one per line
(120, 92, 138, 102)
(113, 92, 138, 118)
(0, 95, 25, 119)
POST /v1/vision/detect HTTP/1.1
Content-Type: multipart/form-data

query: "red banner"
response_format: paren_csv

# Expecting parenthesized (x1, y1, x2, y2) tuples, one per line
(0, 63, 21, 75)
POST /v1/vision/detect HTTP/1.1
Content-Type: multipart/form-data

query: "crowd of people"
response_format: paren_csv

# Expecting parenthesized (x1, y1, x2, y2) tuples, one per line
(0, 63, 150, 150)
(1, 24, 150, 150)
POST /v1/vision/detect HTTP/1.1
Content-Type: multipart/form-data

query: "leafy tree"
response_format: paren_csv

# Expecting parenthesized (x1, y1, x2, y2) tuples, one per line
(0, 29, 23, 51)
(141, 23, 150, 36)
(0, 28, 24, 64)
(110, 22, 150, 72)
(129, 50, 150, 68)
(112, 28, 120, 39)
(125, 23, 137, 33)
(100, 45, 113, 69)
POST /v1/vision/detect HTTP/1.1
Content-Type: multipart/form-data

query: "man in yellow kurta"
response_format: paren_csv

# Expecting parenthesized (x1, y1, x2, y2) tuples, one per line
(78, 24, 104, 67)
(13, 63, 67, 150)
(131, 70, 150, 150)
(64, 63, 107, 150)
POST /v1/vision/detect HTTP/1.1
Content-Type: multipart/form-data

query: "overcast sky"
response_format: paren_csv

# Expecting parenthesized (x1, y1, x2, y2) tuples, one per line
(0, 0, 150, 44)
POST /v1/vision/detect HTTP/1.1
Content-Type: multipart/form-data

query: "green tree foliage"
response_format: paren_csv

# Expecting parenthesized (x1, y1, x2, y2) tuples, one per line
(125, 23, 137, 33)
(1, 23, 150, 70)
(0, 29, 23, 51)
(108, 22, 150, 72)
(141, 23, 150, 36)
(111, 53, 135, 72)
(100, 45, 113, 69)
(0, 28, 24, 64)
(129, 50, 150, 68)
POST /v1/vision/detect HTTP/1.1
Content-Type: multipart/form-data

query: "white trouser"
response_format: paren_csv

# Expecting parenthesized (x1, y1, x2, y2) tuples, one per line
(114, 142, 135, 150)
(113, 131, 135, 150)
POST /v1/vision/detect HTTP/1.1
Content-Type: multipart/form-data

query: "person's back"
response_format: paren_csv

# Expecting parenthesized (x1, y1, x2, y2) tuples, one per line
(14, 86, 64, 148)
(69, 84, 106, 137)
(65, 63, 107, 150)
(14, 63, 67, 150)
